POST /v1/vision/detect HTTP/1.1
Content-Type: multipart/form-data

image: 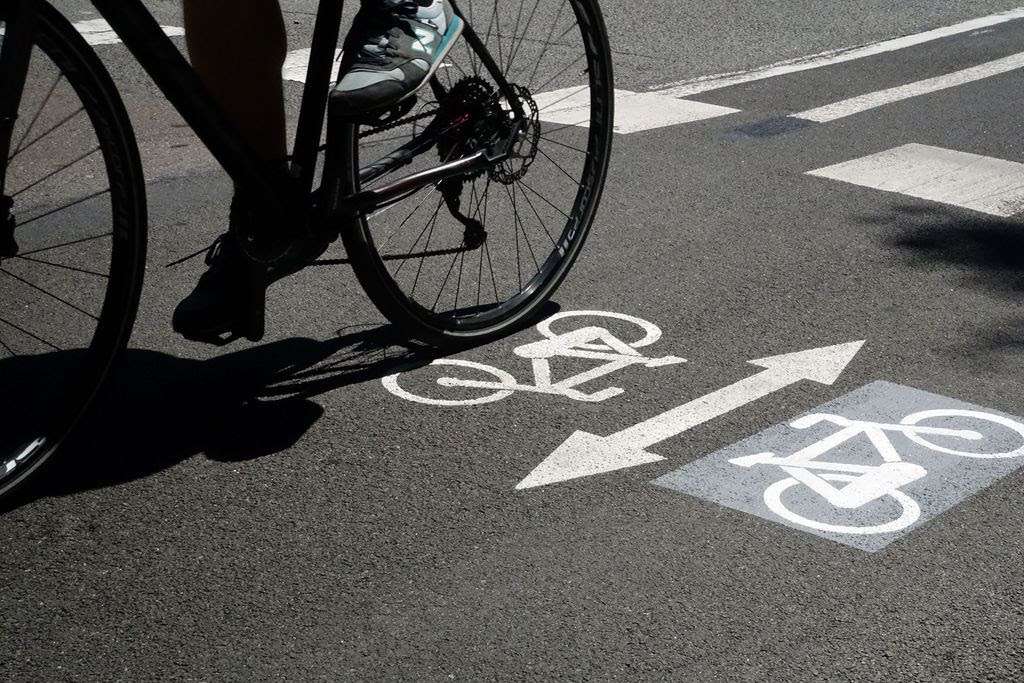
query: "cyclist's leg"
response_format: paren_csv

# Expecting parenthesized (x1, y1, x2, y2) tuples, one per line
(182, 0, 287, 162)
(173, 0, 288, 342)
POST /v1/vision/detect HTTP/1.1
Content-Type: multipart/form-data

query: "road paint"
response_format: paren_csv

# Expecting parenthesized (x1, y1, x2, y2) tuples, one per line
(282, 48, 344, 84)
(516, 341, 864, 490)
(654, 382, 1024, 552)
(384, 311, 685, 406)
(533, 87, 738, 134)
(73, 19, 183, 46)
(793, 52, 1024, 122)
(808, 144, 1024, 217)
(654, 7, 1024, 97)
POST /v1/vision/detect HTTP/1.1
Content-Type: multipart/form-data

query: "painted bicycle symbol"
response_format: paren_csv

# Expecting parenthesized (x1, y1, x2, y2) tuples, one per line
(383, 311, 686, 406)
(730, 410, 1024, 535)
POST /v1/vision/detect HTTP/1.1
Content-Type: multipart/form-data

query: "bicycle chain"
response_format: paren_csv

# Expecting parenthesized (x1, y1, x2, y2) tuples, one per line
(358, 109, 439, 138)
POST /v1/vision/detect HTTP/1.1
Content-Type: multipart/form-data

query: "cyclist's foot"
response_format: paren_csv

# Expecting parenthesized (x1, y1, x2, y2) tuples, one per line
(172, 231, 251, 343)
(332, 0, 464, 115)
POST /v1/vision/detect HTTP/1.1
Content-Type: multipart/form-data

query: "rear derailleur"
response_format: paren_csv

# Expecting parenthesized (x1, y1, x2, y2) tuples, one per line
(439, 178, 486, 249)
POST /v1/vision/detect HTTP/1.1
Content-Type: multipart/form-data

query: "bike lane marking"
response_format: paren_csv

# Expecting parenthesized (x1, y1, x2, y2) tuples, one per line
(807, 144, 1024, 218)
(653, 381, 1024, 552)
(382, 310, 686, 407)
(516, 341, 863, 489)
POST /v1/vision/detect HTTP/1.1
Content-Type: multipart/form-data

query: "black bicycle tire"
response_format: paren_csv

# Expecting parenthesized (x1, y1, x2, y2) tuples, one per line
(330, 0, 614, 348)
(0, 1, 147, 500)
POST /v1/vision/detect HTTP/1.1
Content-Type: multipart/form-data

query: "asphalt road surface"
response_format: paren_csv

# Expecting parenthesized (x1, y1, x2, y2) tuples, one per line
(4, 1, 1024, 679)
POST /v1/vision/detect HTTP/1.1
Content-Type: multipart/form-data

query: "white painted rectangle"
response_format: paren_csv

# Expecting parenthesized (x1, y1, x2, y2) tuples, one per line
(808, 144, 1024, 217)
(793, 52, 1024, 122)
(73, 19, 183, 46)
(535, 87, 739, 134)
(282, 48, 344, 84)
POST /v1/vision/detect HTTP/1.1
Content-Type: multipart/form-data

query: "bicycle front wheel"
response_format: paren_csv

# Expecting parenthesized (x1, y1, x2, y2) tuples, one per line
(0, 2, 147, 500)
(331, 0, 614, 347)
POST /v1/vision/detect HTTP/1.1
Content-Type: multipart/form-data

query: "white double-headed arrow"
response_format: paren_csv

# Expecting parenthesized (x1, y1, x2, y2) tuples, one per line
(516, 341, 865, 490)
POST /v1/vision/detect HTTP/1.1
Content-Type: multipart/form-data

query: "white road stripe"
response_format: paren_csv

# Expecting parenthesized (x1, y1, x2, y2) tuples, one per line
(534, 87, 739, 134)
(654, 7, 1024, 98)
(282, 48, 343, 84)
(792, 51, 1024, 122)
(807, 144, 1024, 217)
(73, 18, 183, 46)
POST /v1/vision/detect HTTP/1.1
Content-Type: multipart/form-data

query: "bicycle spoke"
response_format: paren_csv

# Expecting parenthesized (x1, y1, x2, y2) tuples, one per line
(517, 178, 570, 219)
(540, 119, 590, 136)
(535, 145, 583, 189)
(11, 145, 101, 198)
(432, 240, 464, 311)
(506, 0, 543, 76)
(11, 73, 63, 157)
(393, 197, 443, 278)
(526, 1, 569, 88)
(538, 133, 591, 156)
(515, 178, 558, 247)
(16, 187, 111, 229)
(0, 336, 18, 357)
(0, 267, 99, 321)
(10, 106, 85, 161)
(511, 183, 540, 272)
(483, 233, 500, 302)
(16, 231, 112, 257)
(537, 83, 589, 113)
(409, 200, 443, 296)
(12, 255, 109, 279)
(533, 52, 585, 95)
(0, 315, 60, 351)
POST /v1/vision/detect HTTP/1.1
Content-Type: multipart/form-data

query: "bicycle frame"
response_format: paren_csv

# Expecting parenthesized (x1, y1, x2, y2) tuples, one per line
(3, 0, 521, 231)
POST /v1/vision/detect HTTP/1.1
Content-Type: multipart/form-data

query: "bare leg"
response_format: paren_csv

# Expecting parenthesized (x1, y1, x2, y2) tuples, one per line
(182, 0, 288, 162)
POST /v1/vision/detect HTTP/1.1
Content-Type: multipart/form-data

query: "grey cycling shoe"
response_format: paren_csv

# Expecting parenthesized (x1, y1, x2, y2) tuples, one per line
(333, 0, 464, 114)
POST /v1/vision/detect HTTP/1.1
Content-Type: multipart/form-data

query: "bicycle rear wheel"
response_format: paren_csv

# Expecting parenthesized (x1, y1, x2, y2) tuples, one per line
(330, 0, 614, 347)
(0, 2, 147, 499)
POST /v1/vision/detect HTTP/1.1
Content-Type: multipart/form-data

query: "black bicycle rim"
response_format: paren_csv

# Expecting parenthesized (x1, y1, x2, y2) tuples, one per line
(337, 0, 614, 345)
(0, 3, 146, 498)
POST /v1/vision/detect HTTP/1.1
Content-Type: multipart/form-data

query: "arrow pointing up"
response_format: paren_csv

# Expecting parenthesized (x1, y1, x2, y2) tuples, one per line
(516, 341, 865, 490)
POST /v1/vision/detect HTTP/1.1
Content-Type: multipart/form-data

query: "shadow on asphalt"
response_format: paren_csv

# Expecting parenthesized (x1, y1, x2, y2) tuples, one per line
(864, 203, 1024, 355)
(2, 301, 558, 513)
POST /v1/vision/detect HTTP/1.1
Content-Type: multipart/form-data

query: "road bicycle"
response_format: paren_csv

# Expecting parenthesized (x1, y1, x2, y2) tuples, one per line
(383, 310, 685, 406)
(731, 410, 1024, 536)
(0, 0, 614, 498)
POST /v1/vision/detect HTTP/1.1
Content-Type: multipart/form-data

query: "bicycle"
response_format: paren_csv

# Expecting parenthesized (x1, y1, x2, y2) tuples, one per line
(383, 310, 685, 406)
(0, 0, 614, 498)
(730, 410, 1024, 536)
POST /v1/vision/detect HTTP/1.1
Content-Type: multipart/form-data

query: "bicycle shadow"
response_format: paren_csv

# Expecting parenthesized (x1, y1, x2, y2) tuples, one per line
(863, 203, 1024, 356)
(1, 301, 558, 513)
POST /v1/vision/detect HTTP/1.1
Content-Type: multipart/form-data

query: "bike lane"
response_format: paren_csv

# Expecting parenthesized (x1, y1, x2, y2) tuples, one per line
(5, 9, 1024, 682)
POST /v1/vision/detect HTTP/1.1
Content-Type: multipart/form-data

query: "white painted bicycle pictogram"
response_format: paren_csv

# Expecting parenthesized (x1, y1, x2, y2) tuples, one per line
(730, 410, 1024, 535)
(383, 311, 686, 406)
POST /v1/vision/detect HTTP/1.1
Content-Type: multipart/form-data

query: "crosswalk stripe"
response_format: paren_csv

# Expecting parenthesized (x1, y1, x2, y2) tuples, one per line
(654, 6, 1024, 98)
(792, 52, 1024, 123)
(73, 19, 183, 47)
(807, 144, 1024, 217)
(533, 87, 739, 135)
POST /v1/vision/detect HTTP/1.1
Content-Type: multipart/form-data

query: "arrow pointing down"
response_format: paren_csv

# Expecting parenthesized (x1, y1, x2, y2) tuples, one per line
(516, 340, 865, 490)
